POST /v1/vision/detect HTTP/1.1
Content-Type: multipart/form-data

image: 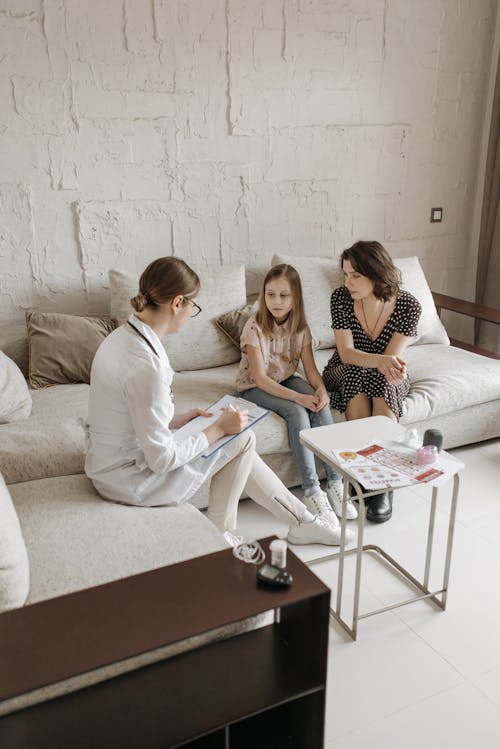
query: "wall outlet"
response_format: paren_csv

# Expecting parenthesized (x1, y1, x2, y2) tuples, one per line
(430, 207, 443, 222)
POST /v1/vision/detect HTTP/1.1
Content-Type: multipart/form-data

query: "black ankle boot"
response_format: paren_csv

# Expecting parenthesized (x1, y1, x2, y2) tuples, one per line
(366, 491, 393, 523)
(348, 483, 370, 503)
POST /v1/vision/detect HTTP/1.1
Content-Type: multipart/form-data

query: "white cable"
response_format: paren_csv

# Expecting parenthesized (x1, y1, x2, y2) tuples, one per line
(232, 540, 265, 565)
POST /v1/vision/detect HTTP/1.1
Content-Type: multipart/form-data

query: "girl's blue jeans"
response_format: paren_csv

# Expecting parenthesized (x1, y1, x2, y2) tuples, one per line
(242, 375, 341, 491)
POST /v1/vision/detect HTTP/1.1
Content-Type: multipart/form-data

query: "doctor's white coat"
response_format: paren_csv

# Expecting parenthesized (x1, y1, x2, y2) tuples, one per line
(85, 316, 225, 506)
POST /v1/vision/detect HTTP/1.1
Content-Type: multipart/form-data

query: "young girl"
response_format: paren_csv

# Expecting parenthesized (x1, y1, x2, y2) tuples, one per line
(236, 263, 358, 523)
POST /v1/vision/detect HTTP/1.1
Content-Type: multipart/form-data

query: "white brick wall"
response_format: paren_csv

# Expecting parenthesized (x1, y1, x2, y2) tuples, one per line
(0, 0, 497, 323)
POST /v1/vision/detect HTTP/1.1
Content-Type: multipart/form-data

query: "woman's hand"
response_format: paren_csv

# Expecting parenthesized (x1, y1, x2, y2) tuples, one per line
(170, 408, 213, 430)
(377, 354, 407, 384)
(187, 407, 213, 421)
(215, 407, 249, 436)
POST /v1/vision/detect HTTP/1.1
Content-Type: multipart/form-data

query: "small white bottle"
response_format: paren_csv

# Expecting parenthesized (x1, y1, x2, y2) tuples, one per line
(269, 539, 287, 569)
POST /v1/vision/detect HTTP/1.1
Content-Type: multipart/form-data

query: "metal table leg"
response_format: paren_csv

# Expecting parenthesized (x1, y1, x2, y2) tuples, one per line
(306, 474, 460, 640)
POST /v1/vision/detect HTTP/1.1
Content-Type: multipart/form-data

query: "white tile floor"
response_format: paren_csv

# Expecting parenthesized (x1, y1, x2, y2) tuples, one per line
(233, 438, 500, 748)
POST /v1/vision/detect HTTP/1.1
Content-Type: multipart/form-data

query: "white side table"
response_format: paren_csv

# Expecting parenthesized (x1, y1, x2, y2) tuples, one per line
(300, 415, 463, 640)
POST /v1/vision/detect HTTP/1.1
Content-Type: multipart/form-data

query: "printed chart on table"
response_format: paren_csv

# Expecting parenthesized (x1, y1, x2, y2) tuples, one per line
(332, 442, 463, 490)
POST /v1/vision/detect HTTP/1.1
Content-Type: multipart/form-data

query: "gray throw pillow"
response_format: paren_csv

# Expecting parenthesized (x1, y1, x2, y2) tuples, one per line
(26, 312, 117, 389)
(215, 301, 258, 349)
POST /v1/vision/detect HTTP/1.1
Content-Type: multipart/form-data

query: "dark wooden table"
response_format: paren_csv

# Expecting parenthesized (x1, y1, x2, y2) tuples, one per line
(0, 536, 330, 748)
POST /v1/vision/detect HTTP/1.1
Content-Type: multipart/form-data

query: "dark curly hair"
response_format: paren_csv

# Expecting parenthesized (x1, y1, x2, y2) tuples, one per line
(340, 240, 401, 301)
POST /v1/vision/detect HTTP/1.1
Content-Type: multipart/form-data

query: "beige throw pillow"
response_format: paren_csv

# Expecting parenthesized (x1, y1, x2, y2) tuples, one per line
(217, 300, 321, 351)
(392, 256, 449, 345)
(26, 312, 117, 389)
(216, 301, 258, 348)
(109, 265, 247, 371)
(272, 253, 449, 348)
(0, 473, 30, 612)
(0, 351, 32, 423)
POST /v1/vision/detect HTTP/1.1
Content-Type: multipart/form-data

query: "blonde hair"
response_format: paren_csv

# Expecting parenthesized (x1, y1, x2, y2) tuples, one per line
(256, 264, 307, 335)
(130, 257, 200, 312)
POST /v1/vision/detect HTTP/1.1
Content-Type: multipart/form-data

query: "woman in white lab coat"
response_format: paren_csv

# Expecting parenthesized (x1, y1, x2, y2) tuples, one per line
(86, 256, 352, 547)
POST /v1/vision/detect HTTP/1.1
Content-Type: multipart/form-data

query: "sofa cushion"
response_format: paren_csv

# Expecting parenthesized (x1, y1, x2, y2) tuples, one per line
(109, 265, 247, 371)
(26, 312, 116, 389)
(401, 344, 500, 422)
(272, 253, 449, 348)
(0, 352, 32, 423)
(11, 474, 225, 604)
(313, 344, 500, 424)
(0, 384, 89, 484)
(392, 256, 449, 345)
(0, 474, 29, 612)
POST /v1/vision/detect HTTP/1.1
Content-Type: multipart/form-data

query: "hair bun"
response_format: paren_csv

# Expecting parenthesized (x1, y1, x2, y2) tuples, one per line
(130, 292, 148, 312)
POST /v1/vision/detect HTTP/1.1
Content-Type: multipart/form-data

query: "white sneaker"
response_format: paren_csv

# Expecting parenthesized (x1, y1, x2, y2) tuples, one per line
(223, 531, 244, 548)
(303, 488, 340, 527)
(287, 516, 355, 547)
(326, 481, 358, 520)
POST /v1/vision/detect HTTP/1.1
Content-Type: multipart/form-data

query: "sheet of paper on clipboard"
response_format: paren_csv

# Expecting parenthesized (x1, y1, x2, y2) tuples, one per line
(174, 394, 269, 458)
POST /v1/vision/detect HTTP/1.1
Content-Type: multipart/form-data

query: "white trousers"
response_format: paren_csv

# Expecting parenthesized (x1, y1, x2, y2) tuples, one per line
(206, 431, 307, 532)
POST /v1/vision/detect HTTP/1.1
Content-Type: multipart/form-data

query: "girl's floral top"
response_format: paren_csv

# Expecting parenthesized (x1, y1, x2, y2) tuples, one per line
(235, 314, 312, 392)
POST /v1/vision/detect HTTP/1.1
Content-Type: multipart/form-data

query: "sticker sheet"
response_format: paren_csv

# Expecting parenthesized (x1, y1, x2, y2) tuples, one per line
(332, 443, 445, 490)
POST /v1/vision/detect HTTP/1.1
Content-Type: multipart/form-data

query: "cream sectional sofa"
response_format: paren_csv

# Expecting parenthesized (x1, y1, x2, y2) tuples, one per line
(1, 255, 500, 616)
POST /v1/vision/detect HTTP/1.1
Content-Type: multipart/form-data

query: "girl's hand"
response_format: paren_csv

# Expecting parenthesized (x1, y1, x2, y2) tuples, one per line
(313, 386, 330, 411)
(296, 393, 321, 411)
(215, 407, 249, 435)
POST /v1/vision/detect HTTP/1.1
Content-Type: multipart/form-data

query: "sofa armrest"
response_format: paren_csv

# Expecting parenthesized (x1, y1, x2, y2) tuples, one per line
(431, 292, 500, 360)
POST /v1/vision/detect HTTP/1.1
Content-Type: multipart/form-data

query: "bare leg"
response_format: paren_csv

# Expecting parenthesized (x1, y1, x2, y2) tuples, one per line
(345, 393, 372, 421)
(372, 397, 397, 422)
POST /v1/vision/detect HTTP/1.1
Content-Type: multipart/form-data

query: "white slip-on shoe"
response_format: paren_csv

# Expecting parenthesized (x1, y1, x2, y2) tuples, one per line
(303, 488, 340, 527)
(287, 516, 355, 546)
(326, 481, 358, 520)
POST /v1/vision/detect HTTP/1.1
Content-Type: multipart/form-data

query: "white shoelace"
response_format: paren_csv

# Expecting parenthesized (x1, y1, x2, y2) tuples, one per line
(308, 490, 334, 515)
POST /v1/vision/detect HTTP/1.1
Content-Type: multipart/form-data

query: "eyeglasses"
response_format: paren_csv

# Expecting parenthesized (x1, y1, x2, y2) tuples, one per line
(184, 297, 202, 318)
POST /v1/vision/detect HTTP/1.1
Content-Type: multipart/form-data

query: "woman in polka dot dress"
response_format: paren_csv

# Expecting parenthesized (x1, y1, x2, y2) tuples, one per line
(322, 240, 422, 523)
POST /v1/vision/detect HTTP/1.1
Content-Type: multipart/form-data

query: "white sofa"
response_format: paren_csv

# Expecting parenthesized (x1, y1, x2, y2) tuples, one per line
(1, 255, 500, 616)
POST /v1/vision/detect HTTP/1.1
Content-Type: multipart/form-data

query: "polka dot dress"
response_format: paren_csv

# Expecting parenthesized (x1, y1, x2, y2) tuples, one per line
(323, 286, 422, 418)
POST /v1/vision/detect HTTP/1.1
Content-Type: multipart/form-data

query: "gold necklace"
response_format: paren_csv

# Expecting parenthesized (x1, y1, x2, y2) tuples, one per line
(360, 298, 385, 338)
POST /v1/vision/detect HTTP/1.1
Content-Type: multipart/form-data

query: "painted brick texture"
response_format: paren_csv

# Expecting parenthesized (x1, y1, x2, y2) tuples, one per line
(0, 0, 496, 322)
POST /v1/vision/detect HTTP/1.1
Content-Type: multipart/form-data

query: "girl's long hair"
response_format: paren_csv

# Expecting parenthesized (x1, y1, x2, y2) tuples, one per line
(130, 256, 200, 312)
(340, 241, 400, 301)
(256, 264, 307, 336)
